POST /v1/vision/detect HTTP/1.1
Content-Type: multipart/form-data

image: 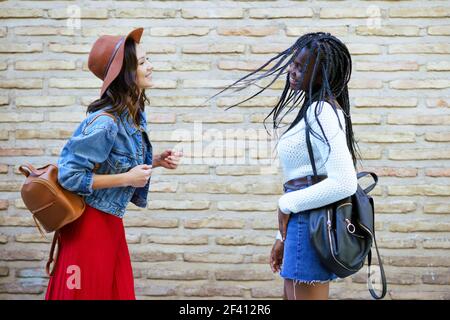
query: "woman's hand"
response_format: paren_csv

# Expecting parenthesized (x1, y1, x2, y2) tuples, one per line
(124, 164, 152, 187)
(270, 239, 284, 273)
(278, 208, 290, 242)
(153, 149, 183, 169)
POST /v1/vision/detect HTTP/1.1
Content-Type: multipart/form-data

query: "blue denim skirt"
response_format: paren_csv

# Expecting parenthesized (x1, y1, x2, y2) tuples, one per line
(280, 183, 338, 284)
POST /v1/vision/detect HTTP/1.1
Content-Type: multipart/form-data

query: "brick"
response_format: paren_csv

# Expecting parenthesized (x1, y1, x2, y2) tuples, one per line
(375, 201, 416, 214)
(81, 27, 139, 37)
(0, 9, 44, 18)
(390, 80, 450, 90)
(428, 25, 450, 36)
(173, 61, 210, 71)
(150, 27, 210, 37)
(287, 26, 348, 37)
(362, 167, 417, 177)
(355, 132, 415, 143)
(16, 96, 76, 107)
(0, 200, 8, 210)
(347, 43, 381, 55)
(218, 60, 273, 71)
(0, 43, 42, 53)
(251, 286, 283, 298)
(389, 221, 450, 232)
(427, 98, 450, 108)
(0, 281, 45, 294)
(160, 165, 209, 175)
(146, 235, 208, 245)
(15, 268, 47, 278)
(0, 96, 8, 105)
(353, 270, 417, 285)
(390, 291, 450, 300)
(217, 26, 279, 37)
(389, 7, 450, 18)
(0, 79, 43, 89)
(15, 233, 51, 243)
(184, 218, 245, 229)
(216, 165, 278, 176)
(0, 234, 7, 244)
(15, 129, 72, 140)
(423, 238, 450, 249)
(355, 61, 419, 72)
(135, 283, 177, 296)
(425, 132, 450, 142)
(183, 44, 245, 54)
(217, 201, 277, 211)
(422, 271, 450, 285)
(216, 236, 273, 246)
(48, 43, 91, 53)
(423, 203, 450, 213)
(15, 60, 76, 71)
(48, 9, 108, 19)
(144, 43, 176, 54)
(183, 253, 244, 264)
(149, 182, 178, 192)
(389, 44, 450, 54)
(0, 250, 44, 261)
(181, 284, 243, 297)
(0, 216, 34, 227)
(387, 114, 450, 125)
(115, 9, 176, 19)
(389, 185, 450, 196)
(131, 250, 177, 262)
(251, 43, 290, 54)
(124, 218, 179, 228)
(377, 237, 416, 249)
(14, 26, 72, 36)
(215, 269, 274, 281)
(182, 9, 243, 19)
(147, 269, 209, 280)
(0, 28, 6, 38)
(389, 149, 450, 160)
(348, 79, 383, 89)
(0, 148, 44, 157)
(252, 219, 277, 230)
(425, 168, 450, 177)
(217, 96, 279, 108)
(250, 8, 313, 19)
(181, 114, 244, 123)
(387, 255, 450, 267)
(49, 78, 101, 89)
(48, 112, 84, 122)
(356, 26, 419, 36)
(150, 96, 207, 107)
(427, 61, 450, 71)
(0, 266, 9, 277)
(149, 200, 210, 210)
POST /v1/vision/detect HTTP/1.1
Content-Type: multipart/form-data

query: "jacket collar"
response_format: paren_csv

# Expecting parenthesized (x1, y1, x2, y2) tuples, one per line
(116, 108, 146, 136)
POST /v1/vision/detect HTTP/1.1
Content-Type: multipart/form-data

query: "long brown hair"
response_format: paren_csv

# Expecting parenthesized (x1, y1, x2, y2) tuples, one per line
(87, 37, 149, 127)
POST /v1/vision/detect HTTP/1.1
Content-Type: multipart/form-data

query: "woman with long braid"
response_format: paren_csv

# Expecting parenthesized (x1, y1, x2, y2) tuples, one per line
(212, 32, 362, 300)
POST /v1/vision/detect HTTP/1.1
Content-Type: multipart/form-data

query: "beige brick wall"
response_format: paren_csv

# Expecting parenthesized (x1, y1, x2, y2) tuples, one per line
(0, 0, 449, 300)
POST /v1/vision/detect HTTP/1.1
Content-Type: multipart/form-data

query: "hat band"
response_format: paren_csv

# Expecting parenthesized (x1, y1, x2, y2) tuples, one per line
(103, 36, 125, 79)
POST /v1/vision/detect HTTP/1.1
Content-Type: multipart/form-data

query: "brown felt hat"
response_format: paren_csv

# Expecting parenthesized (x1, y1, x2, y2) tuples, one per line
(88, 27, 144, 97)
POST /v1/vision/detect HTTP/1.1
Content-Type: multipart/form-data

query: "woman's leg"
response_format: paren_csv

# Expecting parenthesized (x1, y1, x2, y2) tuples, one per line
(284, 279, 330, 300)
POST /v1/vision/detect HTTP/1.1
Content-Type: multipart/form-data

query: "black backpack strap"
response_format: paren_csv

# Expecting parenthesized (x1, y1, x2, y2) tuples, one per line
(357, 171, 378, 194)
(367, 236, 387, 299)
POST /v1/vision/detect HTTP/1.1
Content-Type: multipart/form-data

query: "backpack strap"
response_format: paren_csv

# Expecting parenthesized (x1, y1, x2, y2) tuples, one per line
(45, 230, 59, 276)
(357, 171, 378, 194)
(86, 112, 117, 127)
(367, 236, 387, 299)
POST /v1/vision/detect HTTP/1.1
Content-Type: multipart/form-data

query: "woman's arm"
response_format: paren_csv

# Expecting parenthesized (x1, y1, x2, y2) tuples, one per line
(92, 172, 129, 189)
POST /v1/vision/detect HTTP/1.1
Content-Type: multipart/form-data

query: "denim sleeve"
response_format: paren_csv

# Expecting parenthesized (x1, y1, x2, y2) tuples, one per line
(57, 116, 118, 196)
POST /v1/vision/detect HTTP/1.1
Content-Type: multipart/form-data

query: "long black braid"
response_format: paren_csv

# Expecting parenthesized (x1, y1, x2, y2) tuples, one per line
(210, 32, 363, 170)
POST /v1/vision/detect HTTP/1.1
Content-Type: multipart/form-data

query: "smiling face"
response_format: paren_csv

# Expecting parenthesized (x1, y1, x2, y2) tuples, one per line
(287, 46, 322, 91)
(135, 43, 153, 90)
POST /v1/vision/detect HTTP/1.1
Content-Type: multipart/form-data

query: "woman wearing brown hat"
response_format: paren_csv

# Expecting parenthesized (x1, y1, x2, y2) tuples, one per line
(45, 28, 182, 300)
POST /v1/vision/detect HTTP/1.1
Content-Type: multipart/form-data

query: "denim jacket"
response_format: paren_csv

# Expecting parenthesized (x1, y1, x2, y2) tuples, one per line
(57, 107, 153, 218)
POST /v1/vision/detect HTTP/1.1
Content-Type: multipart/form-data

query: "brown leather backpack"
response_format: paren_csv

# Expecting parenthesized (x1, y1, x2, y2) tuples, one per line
(19, 112, 116, 275)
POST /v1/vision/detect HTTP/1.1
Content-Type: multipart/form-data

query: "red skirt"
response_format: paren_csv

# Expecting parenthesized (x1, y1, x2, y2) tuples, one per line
(45, 204, 135, 300)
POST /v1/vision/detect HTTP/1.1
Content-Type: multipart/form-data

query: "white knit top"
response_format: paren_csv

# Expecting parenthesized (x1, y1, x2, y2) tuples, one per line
(275, 101, 358, 240)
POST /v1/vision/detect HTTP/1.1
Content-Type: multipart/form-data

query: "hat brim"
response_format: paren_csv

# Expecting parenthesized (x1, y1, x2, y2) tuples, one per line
(100, 27, 144, 97)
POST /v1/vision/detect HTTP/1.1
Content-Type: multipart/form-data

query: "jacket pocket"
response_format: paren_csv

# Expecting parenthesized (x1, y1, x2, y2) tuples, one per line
(106, 148, 133, 173)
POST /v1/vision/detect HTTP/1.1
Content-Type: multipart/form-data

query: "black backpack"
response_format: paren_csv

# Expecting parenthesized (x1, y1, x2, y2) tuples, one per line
(305, 124, 387, 300)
